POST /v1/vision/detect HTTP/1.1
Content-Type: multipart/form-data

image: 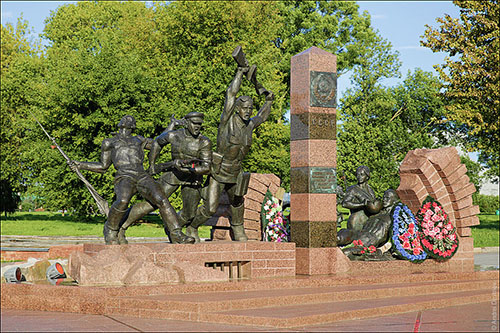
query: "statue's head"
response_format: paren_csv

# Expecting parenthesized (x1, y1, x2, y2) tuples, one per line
(184, 111, 204, 137)
(117, 115, 136, 130)
(234, 95, 253, 122)
(356, 165, 370, 183)
(382, 189, 399, 208)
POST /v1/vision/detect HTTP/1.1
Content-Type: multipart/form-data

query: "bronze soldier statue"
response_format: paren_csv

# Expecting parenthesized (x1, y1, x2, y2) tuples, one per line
(338, 189, 400, 249)
(342, 166, 381, 232)
(118, 112, 212, 243)
(188, 47, 274, 241)
(69, 115, 194, 245)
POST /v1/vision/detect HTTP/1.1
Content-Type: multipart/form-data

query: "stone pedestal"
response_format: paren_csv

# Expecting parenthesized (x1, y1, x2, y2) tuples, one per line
(290, 47, 339, 274)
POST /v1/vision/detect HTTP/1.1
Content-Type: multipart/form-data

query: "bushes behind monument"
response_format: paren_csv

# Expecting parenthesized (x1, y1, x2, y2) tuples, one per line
(473, 194, 499, 214)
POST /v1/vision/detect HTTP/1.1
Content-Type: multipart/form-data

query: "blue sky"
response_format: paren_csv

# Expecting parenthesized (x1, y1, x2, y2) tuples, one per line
(1, 0, 460, 97)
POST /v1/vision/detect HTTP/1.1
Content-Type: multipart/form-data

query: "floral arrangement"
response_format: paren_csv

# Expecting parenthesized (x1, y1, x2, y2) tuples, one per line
(390, 202, 427, 263)
(261, 190, 290, 242)
(416, 196, 459, 261)
(352, 240, 377, 255)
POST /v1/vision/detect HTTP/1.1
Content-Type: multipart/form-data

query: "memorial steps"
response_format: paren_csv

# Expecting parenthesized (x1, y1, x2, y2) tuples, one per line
(2, 271, 497, 329)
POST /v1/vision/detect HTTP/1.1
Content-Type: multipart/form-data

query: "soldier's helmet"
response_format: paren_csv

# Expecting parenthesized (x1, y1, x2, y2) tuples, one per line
(117, 115, 136, 129)
(184, 112, 204, 124)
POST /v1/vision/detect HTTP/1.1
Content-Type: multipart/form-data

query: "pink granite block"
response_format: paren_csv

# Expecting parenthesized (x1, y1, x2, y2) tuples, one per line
(291, 193, 337, 222)
(245, 198, 263, 212)
(454, 205, 481, 219)
(457, 227, 472, 237)
(243, 209, 260, 221)
(290, 140, 337, 168)
(446, 164, 467, 186)
(452, 196, 473, 211)
(296, 247, 349, 275)
(449, 183, 476, 201)
(248, 178, 270, 194)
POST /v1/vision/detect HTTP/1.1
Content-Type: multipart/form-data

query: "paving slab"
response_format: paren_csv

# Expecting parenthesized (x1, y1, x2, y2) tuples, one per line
(2, 301, 499, 332)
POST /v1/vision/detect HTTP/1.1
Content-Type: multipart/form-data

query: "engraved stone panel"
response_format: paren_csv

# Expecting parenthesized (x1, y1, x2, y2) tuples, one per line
(310, 71, 337, 108)
(290, 112, 337, 141)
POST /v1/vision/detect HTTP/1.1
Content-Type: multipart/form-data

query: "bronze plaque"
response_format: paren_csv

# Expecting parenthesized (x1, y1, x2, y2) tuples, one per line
(310, 71, 337, 108)
(309, 167, 337, 194)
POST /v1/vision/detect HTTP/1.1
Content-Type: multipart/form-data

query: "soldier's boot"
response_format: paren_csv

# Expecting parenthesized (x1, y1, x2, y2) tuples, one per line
(104, 206, 127, 245)
(163, 214, 195, 244)
(230, 204, 248, 242)
(103, 223, 119, 245)
(117, 227, 128, 245)
(185, 208, 212, 243)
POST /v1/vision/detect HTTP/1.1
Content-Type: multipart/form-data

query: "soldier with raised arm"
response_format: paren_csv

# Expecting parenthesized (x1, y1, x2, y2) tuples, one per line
(118, 112, 212, 243)
(188, 48, 274, 241)
(69, 115, 194, 245)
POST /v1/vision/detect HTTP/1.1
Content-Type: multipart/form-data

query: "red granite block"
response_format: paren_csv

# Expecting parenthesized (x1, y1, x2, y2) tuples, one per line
(273, 268, 296, 277)
(399, 151, 428, 174)
(457, 227, 472, 237)
(290, 47, 337, 116)
(266, 259, 296, 268)
(458, 236, 474, 251)
(269, 183, 280, 196)
(252, 250, 295, 260)
(243, 209, 260, 221)
(452, 196, 473, 211)
(454, 205, 480, 219)
(250, 268, 275, 278)
(212, 228, 231, 240)
(245, 197, 263, 212)
(425, 147, 459, 170)
(430, 186, 448, 203)
(244, 241, 276, 251)
(245, 229, 261, 240)
(290, 140, 337, 168)
(446, 174, 471, 193)
(244, 189, 266, 202)
(449, 183, 476, 201)
(291, 193, 337, 222)
(455, 216, 480, 228)
(446, 164, 467, 186)
(296, 247, 349, 275)
(248, 177, 270, 195)
(243, 219, 261, 231)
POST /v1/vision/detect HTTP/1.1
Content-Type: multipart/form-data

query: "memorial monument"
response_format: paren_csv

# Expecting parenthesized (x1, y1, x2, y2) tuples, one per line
(69, 115, 195, 245)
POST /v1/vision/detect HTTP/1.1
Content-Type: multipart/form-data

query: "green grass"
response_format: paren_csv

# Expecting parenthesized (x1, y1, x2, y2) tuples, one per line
(0, 212, 211, 239)
(471, 214, 500, 248)
(1, 211, 498, 247)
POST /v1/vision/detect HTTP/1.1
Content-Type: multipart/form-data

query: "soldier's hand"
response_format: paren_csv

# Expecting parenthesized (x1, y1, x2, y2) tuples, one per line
(67, 160, 79, 172)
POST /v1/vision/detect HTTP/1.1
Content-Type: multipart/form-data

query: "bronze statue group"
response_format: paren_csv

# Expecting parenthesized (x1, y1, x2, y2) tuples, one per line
(69, 47, 274, 245)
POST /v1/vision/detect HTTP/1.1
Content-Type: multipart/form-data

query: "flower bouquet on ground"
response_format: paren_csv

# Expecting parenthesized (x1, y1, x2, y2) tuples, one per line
(416, 196, 459, 261)
(261, 190, 290, 242)
(390, 202, 427, 263)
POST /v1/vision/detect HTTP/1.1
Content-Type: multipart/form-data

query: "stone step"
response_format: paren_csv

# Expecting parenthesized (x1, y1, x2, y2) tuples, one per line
(105, 288, 498, 328)
(110, 278, 497, 314)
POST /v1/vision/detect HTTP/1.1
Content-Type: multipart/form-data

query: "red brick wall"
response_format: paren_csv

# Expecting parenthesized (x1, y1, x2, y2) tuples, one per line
(208, 173, 281, 241)
(397, 147, 479, 239)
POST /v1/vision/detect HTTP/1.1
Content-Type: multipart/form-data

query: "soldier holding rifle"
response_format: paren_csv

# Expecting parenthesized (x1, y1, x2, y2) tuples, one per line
(188, 46, 274, 241)
(119, 112, 212, 243)
(68, 115, 195, 245)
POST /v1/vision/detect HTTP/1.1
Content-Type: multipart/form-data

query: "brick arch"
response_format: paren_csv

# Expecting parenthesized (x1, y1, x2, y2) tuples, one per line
(397, 147, 480, 238)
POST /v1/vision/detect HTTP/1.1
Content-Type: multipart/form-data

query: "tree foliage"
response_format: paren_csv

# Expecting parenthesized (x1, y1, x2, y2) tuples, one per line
(338, 69, 448, 197)
(2, 1, 407, 216)
(421, 0, 499, 181)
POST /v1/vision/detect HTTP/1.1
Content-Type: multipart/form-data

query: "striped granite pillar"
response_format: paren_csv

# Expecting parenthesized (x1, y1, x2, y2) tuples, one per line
(290, 47, 346, 274)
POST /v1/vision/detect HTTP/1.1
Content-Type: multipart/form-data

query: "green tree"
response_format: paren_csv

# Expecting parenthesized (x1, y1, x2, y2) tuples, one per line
(1, 17, 42, 197)
(338, 69, 448, 196)
(421, 0, 499, 181)
(4, 1, 408, 215)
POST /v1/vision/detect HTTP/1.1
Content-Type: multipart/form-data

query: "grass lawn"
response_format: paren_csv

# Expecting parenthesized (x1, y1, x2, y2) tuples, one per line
(0, 212, 211, 239)
(1, 211, 498, 247)
(471, 214, 500, 248)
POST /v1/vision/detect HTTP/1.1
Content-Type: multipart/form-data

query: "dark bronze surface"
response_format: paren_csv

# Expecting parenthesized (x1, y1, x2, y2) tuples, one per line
(290, 113, 336, 141)
(291, 220, 337, 248)
(310, 71, 337, 108)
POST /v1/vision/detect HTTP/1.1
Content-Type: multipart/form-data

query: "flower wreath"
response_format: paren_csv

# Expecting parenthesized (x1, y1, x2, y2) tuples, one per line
(261, 190, 290, 242)
(390, 202, 427, 263)
(416, 196, 459, 261)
